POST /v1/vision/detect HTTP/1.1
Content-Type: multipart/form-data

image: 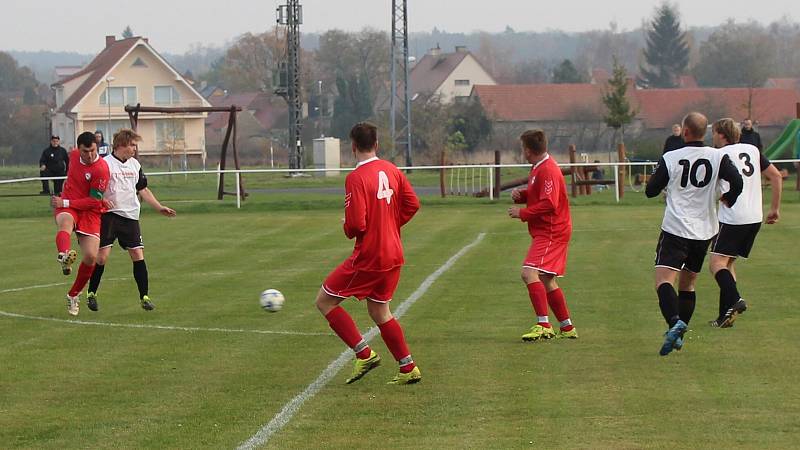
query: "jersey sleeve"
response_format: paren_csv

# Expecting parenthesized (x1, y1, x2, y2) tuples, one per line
(136, 168, 148, 191)
(758, 152, 772, 172)
(68, 163, 109, 211)
(397, 172, 420, 227)
(343, 174, 367, 239)
(645, 157, 669, 198)
(518, 168, 559, 222)
(718, 154, 743, 207)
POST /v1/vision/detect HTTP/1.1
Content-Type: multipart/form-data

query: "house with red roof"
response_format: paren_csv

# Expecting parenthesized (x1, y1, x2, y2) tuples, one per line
(408, 45, 496, 103)
(51, 35, 210, 164)
(472, 83, 800, 153)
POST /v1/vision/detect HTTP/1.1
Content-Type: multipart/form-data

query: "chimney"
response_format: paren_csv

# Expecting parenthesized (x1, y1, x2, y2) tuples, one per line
(105, 35, 115, 48)
(429, 43, 441, 57)
(143, 38, 149, 44)
(455, 45, 467, 53)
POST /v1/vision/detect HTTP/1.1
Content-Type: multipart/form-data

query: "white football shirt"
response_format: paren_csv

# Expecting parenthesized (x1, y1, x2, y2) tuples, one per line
(103, 154, 145, 220)
(717, 143, 765, 225)
(660, 146, 728, 240)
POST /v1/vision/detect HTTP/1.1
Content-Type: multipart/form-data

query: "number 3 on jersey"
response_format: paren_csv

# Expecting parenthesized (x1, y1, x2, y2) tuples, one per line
(377, 171, 394, 204)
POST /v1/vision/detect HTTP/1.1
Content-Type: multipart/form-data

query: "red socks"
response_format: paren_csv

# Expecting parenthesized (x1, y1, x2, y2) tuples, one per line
(378, 318, 415, 373)
(526, 281, 551, 327)
(325, 306, 371, 359)
(547, 288, 573, 332)
(56, 231, 71, 253)
(68, 262, 95, 297)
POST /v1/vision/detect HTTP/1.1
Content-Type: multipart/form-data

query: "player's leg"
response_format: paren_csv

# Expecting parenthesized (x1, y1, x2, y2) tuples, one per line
(521, 267, 556, 341)
(677, 269, 698, 325)
(543, 276, 577, 339)
(128, 248, 154, 311)
(54, 211, 77, 275)
(65, 233, 99, 316)
(86, 245, 111, 311)
(367, 299, 420, 384)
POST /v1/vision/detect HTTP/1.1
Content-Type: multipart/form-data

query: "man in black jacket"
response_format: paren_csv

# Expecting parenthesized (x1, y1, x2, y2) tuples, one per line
(739, 118, 762, 150)
(663, 124, 684, 154)
(39, 135, 69, 195)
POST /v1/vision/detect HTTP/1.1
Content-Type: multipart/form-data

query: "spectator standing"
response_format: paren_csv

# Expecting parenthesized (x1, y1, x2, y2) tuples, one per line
(39, 135, 69, 195)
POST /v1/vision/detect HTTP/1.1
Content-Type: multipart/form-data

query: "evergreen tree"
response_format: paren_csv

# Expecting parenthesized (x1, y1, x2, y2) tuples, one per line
(639, 3, 689, 88)
(552, 59, 584, 84)
(122, 26, 134, 39)
(602, 56, 636, 143)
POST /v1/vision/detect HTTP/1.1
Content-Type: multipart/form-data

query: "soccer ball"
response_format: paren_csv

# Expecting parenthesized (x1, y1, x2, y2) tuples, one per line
(259, 289, 285, 312)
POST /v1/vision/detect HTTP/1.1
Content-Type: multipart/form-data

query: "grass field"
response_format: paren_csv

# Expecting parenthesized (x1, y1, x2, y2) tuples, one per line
(1, 175, 799, 449)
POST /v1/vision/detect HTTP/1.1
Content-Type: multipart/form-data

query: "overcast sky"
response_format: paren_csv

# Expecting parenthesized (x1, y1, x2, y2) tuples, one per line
(3, 0, 796, 53)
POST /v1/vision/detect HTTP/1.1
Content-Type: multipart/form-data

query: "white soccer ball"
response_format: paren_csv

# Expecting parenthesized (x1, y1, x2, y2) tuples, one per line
(259, 289, 285, 312)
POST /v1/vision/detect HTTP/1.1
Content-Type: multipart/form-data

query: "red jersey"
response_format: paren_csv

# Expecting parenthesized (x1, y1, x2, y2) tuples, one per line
(515, 154, 572, 243)
(343, 157, 420, 271)
(61, 149, 110, 212)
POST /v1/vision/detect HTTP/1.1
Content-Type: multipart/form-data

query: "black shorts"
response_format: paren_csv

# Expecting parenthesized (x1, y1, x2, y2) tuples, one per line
(711, 222, 761, 259)
(99, 213, 143, 250)
(654, 230, 711, 273)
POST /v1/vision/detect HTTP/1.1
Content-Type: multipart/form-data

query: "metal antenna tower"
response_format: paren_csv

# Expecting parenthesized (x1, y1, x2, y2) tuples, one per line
(276, 0, 303, 169)
(390, 0, 412, 166)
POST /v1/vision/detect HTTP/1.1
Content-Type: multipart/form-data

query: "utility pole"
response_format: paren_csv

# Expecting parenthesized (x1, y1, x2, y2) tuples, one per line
(390, 0, 412, 167)
(276, 0, 303, 170)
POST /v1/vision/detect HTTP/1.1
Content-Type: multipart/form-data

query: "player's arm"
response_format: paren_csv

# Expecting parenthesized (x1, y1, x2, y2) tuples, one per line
(136, 170, 175, 216)
(343, 177, 366, 239)
(645, 157, 669, 198)
(53, 192, 105, 210)
(398, 173, 420, 227)
(516, 175, 558, 221)
(760, 154, 782, 223)
(511, 187, 527, 203)
(718, 154, 743, 207)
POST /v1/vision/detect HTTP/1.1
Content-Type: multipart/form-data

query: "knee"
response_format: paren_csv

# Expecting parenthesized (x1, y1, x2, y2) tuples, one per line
(520, 269, 537, 285)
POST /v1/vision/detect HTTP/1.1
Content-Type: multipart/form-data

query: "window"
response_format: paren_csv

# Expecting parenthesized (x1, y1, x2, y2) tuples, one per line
(454, 79, 470, 86)
(155, 119, 185, 152)
(100, 86, 137, 106)
(131, 57, 148, 68)
(154, 86, 181, 105)
(95, 120, 130, 143)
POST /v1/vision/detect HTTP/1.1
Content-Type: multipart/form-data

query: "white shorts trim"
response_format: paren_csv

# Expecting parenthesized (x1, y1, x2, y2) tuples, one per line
(75, 231, 100, 239)
(521, 264, 563, 277)
(654, 264, 681, 272)
(709, 251, 740, 259)
(366, 297, 390, 304)
(123, 245, 145, 251)
(320, 284, 347, 299)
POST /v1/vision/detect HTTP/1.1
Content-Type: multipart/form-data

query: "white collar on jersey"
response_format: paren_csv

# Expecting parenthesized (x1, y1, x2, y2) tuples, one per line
(356, 156, 379, 167)
(78, 153, 100, 166)
(532, 153, 550, 170)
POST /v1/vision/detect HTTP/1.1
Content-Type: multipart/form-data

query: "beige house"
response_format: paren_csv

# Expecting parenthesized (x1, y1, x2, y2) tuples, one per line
(51, 36, 210, 166)
(408, 45, 496, 103)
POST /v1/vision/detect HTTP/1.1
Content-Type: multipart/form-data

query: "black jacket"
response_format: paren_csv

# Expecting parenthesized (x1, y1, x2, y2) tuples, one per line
(740, 128, 762, 150)
(663, 135, 685, 154)
(39, 145, 69, 175)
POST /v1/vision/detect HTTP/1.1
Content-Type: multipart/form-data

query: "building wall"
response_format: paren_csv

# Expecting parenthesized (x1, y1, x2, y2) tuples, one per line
(435, 54, 496, 103)
(72, 45, 206, 159)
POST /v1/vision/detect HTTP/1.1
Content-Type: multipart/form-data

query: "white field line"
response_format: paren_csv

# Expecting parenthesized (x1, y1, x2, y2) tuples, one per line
(0, 310, 329, 336)
(237, 232, 486, 450)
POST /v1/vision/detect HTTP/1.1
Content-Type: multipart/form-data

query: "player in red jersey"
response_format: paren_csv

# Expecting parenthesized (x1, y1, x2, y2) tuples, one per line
(315, 122, 422, 385)
(508, 129, 577, 341)
(50, 131, 111, 316)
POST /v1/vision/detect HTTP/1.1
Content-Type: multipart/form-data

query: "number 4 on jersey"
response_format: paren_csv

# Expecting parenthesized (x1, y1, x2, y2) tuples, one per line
(377, 170, 394, 204)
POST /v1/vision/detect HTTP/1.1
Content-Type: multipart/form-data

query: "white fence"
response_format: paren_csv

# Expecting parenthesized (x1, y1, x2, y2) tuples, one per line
(3, 159, 798, 209)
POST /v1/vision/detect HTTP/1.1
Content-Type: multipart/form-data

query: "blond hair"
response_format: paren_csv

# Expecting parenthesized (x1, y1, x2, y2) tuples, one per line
(712, 118, 741, 145)
(112, 128, 141, 149)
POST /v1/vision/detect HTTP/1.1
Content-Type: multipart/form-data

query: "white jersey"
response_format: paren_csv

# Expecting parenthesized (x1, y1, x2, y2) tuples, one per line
(103, 154, 146, 220)
(659, 146, 729, 240)
(718, 143, 765, 225)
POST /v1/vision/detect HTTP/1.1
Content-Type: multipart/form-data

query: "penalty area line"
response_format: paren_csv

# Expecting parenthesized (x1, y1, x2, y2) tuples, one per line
(237, 232, 486, 450)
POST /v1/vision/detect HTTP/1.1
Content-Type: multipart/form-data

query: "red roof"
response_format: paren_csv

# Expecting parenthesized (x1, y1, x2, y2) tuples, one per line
(634, 88, 800, 128)
(53, 37, 140, 114)
(473, 84, 800, 128)
(471, 84, 606, 122)
(765, 78, 800, 90)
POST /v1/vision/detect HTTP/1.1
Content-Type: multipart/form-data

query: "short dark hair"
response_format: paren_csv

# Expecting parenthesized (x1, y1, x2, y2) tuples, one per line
(520, 129, 547, 154)
(77, 131, 96, 149)
(682, 112, 708, 141)
(349, 122, 378, 152)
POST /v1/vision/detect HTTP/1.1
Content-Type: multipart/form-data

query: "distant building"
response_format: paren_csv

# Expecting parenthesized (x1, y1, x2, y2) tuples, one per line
(408, 45, 496, 103)
(51, 35, 210, 165)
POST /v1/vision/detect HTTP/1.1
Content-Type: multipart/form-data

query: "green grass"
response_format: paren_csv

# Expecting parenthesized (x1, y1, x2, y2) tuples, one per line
(1, 182, 799, 449)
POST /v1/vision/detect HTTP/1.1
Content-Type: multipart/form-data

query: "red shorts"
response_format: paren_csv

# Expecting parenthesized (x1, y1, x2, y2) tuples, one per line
(322, 259, 402, 303)
(523, 237, 569, 276)
(54, 207, 101, 238)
